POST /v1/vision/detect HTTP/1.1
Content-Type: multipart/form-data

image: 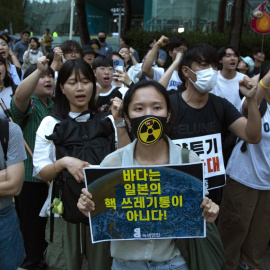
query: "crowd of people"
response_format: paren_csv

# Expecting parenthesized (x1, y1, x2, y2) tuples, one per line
(0, 28, 269, 270)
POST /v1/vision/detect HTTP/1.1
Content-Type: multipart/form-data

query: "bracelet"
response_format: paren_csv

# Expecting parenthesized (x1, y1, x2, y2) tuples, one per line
(260, 79, 270, 90)
(53, 161, 59, 173)
(158, 39, 164, 46)
(10, 54, 14, 56)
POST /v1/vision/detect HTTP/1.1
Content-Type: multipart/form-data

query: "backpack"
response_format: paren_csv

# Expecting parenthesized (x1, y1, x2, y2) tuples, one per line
(15, 66, 22, 80)
(46, 111, 115, 229)
(0, 119, 9, 161)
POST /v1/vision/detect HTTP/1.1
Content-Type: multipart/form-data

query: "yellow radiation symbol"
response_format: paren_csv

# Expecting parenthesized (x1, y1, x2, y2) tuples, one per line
(137, 117, 163, 145)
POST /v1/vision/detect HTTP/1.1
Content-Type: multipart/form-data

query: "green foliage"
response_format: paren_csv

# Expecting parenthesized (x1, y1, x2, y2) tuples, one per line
(0, 0, 25, 34)
(127, 28, 270, 68)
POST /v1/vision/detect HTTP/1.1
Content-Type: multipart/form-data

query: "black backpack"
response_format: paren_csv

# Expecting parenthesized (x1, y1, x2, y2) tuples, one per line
(46, 111, 115, 229)
(15, 66, 22, 80)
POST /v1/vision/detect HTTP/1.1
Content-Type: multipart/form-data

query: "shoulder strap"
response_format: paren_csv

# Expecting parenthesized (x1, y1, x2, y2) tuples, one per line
(0, 119, 9, 161)
(15, 66, 22, 79)
(169, 92, 181, 121)
(11, 85, 18, 96)
(209, 93, 224, 124)
(181, 147, 190, 164)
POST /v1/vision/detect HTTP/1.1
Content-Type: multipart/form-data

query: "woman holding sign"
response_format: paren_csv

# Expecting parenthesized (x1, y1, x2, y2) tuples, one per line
(78, 80, 222, 270)
(32, 58, 114, 270)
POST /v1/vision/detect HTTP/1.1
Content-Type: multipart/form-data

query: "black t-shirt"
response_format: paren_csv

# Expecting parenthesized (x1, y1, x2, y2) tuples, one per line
(169, 92, 242, 204)
(169, 92, 242, 140)
(97, 87, 122, 112)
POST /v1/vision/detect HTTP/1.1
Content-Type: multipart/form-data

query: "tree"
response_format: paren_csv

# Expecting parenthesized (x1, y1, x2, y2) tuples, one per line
(123, 0, 132, 36)
(229, 0, 245, 50)
(217, 0, 227, 33)
(75, 0, 90, 45)
(0, 0, 25, 34)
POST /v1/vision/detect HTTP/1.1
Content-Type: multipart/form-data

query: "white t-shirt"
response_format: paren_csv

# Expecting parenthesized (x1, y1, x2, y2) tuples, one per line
(211, 71, 246, 111)
(226, 101, 270, 190)
(0, 86, 13, 119)
(148, 68, 182, 91)
(22, 50, 43, 71)
(9, 63, 24, 85)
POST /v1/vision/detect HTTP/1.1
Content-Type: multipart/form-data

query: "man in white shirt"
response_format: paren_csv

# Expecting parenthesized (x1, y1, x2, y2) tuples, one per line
(142, 35, 190, 91)
(211, 45, 246, 111)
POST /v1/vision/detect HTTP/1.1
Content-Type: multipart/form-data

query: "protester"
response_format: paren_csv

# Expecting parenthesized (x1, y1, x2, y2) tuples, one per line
(10, 56, 54, 270)
(89, 38, 101, 54)
(0, 34, 24, 84)
(82, 44, 97, 67)
(92, 55, 128, 111)
(163, 44, 261, 204)
(211, 45, 246, 110)
(50, 40, 82, 71)
(22, 37, 46, 72)
(77, 80, 220, 270)
(119, 35, 140, 62)
(13, 30, 30, 65)
(143, 35, 189, 91)
(118, 46, 138, 72)
(143, 37, 167, 67)
(218, 64, 270, 270)
(0, 120, 26, 270)
(61, 40, 82, 61)
(237, 56, 254, 76)
(250, 47, 265, 77)
(0, 55, 16, 119)
(33, 58, 113, 270)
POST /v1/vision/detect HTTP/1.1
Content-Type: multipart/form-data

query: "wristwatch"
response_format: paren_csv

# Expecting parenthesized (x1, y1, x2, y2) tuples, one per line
(115, 118, 126, 128)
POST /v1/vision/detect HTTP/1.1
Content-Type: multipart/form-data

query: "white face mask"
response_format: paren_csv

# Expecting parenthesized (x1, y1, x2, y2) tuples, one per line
(187, 67, 218, 94)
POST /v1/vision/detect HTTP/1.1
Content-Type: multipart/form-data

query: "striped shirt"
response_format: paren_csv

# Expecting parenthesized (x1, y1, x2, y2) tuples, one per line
(10, 94, 54, 183)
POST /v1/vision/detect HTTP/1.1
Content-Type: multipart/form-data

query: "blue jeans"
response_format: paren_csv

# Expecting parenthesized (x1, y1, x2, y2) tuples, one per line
(0, 203, 25, 270)
(112, 255, 189, 270)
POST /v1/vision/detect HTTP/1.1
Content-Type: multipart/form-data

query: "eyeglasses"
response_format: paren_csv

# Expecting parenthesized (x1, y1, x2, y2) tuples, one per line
(97, 66, 114, 73)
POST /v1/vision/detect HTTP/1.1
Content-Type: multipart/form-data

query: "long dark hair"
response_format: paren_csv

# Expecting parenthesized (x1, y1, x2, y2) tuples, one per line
(54, 58, 97, 118)
(119, 46, 132, 70)
(0, 55, 14, 88)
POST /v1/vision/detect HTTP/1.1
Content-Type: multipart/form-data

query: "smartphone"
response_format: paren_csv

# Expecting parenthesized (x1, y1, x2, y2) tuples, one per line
(113, 59, 124, 73)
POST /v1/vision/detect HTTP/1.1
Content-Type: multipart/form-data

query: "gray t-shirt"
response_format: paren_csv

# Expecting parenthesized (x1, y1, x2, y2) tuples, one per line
(0, 122, 27, 210)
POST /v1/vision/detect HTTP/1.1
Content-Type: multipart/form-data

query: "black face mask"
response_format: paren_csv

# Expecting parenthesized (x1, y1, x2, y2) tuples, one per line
(98, 37, 106, 43)
(129, 115, 168, 145)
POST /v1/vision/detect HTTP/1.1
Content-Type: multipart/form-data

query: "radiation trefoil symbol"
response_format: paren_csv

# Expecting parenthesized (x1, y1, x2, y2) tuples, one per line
(137, 117, 163, 145)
